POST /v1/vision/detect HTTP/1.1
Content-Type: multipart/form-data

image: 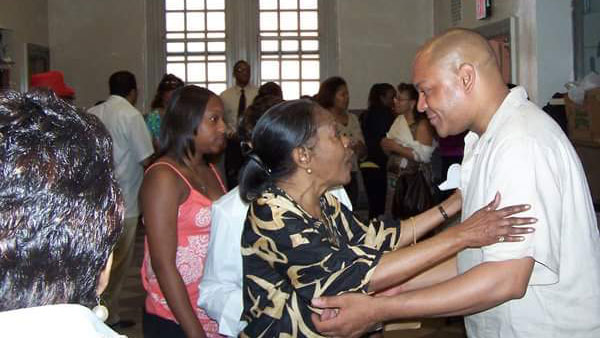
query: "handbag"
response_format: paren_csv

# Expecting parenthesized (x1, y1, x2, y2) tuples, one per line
(392, 166, 435, 219)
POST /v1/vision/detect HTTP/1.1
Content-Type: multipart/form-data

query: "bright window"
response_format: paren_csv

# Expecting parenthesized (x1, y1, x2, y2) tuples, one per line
(162, 0, 323, 98)
(164, 0, 227, 94)
(259, 0, 320, 99)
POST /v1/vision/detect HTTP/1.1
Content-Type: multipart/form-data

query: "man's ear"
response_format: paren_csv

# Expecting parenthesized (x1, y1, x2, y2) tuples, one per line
(292, 147, 312, 170)
(458, 63, 476, 94)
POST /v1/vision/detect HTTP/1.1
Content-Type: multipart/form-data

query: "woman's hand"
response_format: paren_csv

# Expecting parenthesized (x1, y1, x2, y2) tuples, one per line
(454, 192, 536, 248)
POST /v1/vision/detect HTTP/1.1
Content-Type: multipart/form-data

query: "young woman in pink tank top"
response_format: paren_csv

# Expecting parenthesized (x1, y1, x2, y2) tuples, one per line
(140, 86, 227, 338)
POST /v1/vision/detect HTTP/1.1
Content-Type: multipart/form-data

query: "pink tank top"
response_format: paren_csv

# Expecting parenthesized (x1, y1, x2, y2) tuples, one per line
(141, 161, 226, 337)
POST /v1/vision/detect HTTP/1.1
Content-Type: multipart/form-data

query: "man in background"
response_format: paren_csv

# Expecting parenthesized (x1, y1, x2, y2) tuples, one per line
(89, 70, 154, 329)
(220, 60, 258, 188)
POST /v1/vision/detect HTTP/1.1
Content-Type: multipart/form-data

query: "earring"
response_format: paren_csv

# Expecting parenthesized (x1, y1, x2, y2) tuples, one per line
(300, 157, 307, 162)
(92, 297, 109, 322)
(306, 168, 312, 174)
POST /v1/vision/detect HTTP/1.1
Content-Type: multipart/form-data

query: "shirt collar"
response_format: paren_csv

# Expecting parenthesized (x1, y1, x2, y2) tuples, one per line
(464, 86, 529, 156)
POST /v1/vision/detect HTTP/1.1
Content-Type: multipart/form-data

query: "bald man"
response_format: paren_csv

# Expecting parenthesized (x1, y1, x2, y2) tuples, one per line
(311, 28, 600, 338)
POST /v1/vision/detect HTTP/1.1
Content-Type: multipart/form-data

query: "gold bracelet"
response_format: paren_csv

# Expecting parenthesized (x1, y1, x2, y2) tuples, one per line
(410, 216, 417, 246)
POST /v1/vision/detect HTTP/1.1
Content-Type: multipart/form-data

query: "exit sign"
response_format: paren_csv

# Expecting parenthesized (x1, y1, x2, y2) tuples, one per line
(476, 0, 492, 20)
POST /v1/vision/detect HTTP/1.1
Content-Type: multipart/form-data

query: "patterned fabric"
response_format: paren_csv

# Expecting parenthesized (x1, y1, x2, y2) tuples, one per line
(145, 109, 162, 143)
(141, 161, 226, 338)
(241, 185, 402, 338)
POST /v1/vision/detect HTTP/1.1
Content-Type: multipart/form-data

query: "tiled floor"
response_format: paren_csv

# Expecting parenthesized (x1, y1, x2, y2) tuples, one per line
(110, 226, 467, 338)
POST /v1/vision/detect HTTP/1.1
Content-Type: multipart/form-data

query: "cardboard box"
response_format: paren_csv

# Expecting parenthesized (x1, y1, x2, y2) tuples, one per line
(565, 88, 600, 145)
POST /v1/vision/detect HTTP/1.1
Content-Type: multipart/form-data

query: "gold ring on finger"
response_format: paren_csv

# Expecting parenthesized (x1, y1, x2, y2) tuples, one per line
(497, 235, 505, 242)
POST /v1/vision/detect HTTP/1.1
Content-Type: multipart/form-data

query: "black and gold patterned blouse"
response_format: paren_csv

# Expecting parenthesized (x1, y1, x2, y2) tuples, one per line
(241, 185, 402, 338)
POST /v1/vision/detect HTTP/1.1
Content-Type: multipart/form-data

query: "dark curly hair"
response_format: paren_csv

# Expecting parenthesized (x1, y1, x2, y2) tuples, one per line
(0, 89, 123, 311)
(151, 73, 185, 109)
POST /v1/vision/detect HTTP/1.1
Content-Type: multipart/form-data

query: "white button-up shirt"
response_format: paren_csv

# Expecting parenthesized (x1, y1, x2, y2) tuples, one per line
(220, 84, 258, 131)
(88, 95, 153, 218)
(198, 186, 352, 337)
(458, 87, 600, 337)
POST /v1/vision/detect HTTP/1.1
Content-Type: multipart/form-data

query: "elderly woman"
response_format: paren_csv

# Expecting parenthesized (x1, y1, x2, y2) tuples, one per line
(140, 86, 227, 338)
(238, 99, 536, 337)
(0, 90, 124, 337)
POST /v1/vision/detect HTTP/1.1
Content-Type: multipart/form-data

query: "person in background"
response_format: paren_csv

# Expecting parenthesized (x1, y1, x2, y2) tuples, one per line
(312, 28, 600, 338)
(256, 81, 283, 99)
(146, 74, 185, 149)
(0, 90, 124, 337)
(30, 70, 76, 102)
(316, 76, 367, 207)
(238, 99, 535, 337)
(221, 82, 283, 190)
(140, 85, 227, 338)
(220, 61, 259, 188)
(199, 93, 350, 337)
(360, 83, 397, 220)
(381, 82, 436, 219)
(88, 70, 154, 330)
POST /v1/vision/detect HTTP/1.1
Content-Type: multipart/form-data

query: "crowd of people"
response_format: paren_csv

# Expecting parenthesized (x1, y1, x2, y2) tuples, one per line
(1, 28, 599, 338)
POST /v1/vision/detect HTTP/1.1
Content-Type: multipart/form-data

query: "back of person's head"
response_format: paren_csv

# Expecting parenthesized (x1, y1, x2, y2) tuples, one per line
(239, 99, 318, 202)
(0, 90, 123, 311)
(238, 95, 284, 144)
(151, 73, 185, 109)
(109, 70, 137, 97)
(367, 83, 395, 110)
(257, 81, 283, 100)
(316, 76, 347, 109)
(159, 85, 216, 162)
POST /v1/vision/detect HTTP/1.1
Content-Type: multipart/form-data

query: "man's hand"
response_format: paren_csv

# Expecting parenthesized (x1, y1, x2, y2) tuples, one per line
(311, 293, 378, 338)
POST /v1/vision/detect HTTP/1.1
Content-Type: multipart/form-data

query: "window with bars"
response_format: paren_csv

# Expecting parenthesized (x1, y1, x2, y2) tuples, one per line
(165, 0, 228, 94)
(259, 0, 320, 100)
(163, 0, 322, 99)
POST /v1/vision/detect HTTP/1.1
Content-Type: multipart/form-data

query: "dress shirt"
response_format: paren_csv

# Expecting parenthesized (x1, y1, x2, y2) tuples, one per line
(199, 186, 352, 337)
(88, 95, 153, 218)
(458, 86, 600, 337)
(220, 84, 258, 131)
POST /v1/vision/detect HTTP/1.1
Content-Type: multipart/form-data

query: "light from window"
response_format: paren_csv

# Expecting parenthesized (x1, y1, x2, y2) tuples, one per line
(165, 0, 227, 94)
(259, 0, 320, 99)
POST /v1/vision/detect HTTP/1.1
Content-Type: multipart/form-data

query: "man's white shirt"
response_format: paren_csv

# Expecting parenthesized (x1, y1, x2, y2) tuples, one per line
(88, 95, 153, 218)
(458, 87, 600, 337)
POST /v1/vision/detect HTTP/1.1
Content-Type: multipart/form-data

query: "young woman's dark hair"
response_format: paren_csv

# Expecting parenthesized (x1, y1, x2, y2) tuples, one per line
(367, 83, 395, 111)
(151, 73, 184, 109)
(159, 85, 216, 162)
(237, 94, 284, 144)
(315, 76, 347, 109)
(239, 99, 318, 202)
(256, 81, 283, 100)
(0, 90, 123, 311)
(397, 82, 425, 120)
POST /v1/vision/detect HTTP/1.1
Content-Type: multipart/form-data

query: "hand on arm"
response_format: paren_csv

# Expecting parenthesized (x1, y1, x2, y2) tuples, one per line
(312, 257, 534, 337)
(141, 167, 207, 338)
(367, 192, 535, 293)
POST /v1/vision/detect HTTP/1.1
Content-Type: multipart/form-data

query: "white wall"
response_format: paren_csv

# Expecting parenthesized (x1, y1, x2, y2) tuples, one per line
(433, 0, 573, 106)
(0, 0, 49, 91)
(48, 0, 147, 111)
(336, 0, 434, 109)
